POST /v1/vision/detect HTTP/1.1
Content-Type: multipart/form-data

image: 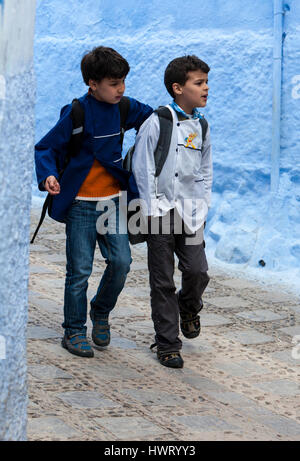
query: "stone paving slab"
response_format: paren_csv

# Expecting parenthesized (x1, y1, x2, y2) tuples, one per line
(27, 326, 61, 340)
(289, 306, 300, 315)
(29, 297, 62, 315)
(208, 296, 250, 309)
(42, 254, 67, 263)
(28, 365, 73, 380)
(173, 414, 238, 432)
(94, 416, 169, 440)
(201, 313, 233, 327)
(181, 338, 214, 354)
(278, 326, 300, 337)
(250, 291, 297, 303)
(213, 360, 270, 377)
(270, 349, 300, 366)
(111, 306, 146, 318)
(28, 416, 81, 440)
(254, 415, 300, 437)
(36, 278, 65, 290)
(109, 335, 138, 350)
(29, 244, 51, 253)
(83, 363, 141, 381)
(42, 234, 66, 241)
(180, 371, 228, 394)
(235, 309, 288, 322)
(122, 287, 150, 298)
(217, 279, 258, 290)
(252, 379, 300, 396)
(130, 261, 149, 271)
(127, 320, 154, 335)
(119, 389, 186, 406)
(223, 329, 275, 345)
(57, 391, 121, 409)
(206, 391, 267, 410)
(30, 265, 57, 275)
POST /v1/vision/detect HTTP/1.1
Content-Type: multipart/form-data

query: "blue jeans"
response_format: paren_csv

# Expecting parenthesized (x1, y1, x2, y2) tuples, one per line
(62, 197, 131, 337)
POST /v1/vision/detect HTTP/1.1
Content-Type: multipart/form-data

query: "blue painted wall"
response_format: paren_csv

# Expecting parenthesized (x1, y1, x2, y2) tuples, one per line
(0, 0, 36, 441)
(34, 0, 300, 290)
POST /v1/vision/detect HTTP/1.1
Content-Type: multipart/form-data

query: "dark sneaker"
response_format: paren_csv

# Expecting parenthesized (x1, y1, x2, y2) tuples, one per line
(177, 292, 201, 339)
(91, 316, 110, 347)
(158, 350, 184, 368)
(151, 343, 184, 368)
(61, 333, 94, 358)
(180, 312, 201, 339)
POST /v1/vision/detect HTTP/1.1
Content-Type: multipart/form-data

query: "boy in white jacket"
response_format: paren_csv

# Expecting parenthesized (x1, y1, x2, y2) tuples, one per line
(132, 55, 212, 368)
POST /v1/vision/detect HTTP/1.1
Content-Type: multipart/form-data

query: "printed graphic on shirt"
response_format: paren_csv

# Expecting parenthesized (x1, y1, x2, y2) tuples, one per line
(184, 133, 198, 149)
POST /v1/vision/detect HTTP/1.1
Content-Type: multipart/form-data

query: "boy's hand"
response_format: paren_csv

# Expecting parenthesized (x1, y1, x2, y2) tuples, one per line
(45, 176, 60, 195)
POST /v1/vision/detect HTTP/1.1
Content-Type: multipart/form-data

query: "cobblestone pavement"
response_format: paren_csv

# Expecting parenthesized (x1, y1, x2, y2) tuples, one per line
(27, 211, 300, 441)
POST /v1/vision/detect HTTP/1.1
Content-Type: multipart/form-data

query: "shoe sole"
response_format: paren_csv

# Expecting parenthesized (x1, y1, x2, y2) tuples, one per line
(180, 329, 201, 339)
(61, 338, 94, 358)
(159, 359, 184, 369)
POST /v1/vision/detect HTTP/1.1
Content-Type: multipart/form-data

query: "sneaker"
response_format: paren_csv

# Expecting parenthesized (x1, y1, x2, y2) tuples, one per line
(180, 312, 201, 339)
(61, 333, 94, 358)
(91, 316, 110, 347)
(151, 343, 184, 368)
(177, 292, 201, 339)
(158, 350, 184, 368)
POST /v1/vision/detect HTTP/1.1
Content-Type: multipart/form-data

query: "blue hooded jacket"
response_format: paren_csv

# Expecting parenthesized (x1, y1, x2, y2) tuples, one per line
(35, 93, 153, 222)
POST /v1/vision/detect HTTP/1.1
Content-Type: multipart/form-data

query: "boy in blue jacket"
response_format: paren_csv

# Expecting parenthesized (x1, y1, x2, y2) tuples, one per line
(35, 46, 152, 357)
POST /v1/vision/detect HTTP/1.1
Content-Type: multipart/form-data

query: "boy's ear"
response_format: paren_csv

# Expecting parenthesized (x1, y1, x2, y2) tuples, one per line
(172, 82, 183, 96)
(88, 79, 97, 90)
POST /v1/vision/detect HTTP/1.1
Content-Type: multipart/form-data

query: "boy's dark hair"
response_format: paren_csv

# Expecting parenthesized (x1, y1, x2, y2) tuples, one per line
(164, 55, 210, 98)
(81, 46, 130, 85)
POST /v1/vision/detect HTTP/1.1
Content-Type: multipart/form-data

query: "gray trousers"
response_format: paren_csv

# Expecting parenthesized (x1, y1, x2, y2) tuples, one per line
(147, 209, 210, 353)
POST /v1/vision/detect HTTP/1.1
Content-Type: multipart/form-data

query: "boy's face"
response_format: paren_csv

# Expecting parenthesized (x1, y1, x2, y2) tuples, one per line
(173, 70, 209, 113)
(89, 77, 126, 104)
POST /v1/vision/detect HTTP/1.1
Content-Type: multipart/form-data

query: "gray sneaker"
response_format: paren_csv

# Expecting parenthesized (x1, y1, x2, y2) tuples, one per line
(61, 333, 94, 358)
(91, 316, 111, 347)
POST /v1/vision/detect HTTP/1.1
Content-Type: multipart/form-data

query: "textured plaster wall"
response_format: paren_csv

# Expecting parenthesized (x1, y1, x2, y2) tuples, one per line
(0, 0, 36, 441)
(34, 1, 300, 285)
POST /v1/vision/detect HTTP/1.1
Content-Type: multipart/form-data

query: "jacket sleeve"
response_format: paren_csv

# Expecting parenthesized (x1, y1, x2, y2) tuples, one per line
(201, 123, 213, 208)
(132, 113, 161, 216)
(125, 97, 153, 132)
(35, 105, 73, 191)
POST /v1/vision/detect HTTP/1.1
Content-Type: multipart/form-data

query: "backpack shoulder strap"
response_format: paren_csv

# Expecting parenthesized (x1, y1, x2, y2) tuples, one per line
(31, 99, 84, 244)
(153, 106, 173, 177)
(118, 96, 130, 148)
(199, 116, 208, 147)
(67, 98, 85, 159)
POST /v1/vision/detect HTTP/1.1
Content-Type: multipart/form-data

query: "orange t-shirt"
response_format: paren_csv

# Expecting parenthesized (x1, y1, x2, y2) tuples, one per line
(77, 159, 120, 198)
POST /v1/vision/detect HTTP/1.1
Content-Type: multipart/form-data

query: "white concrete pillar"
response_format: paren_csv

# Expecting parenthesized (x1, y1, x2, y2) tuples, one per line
(0, 0, 36, 441)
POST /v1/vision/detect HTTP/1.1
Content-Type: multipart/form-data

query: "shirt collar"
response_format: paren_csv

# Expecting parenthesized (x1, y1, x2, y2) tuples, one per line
(170, 101, 204, 120)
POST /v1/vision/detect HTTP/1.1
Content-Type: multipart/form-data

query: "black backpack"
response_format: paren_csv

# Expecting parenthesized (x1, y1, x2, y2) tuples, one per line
(123, 105, 208, 176)
(124, 105, 208, 244)
(31, 96, 130, 243)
